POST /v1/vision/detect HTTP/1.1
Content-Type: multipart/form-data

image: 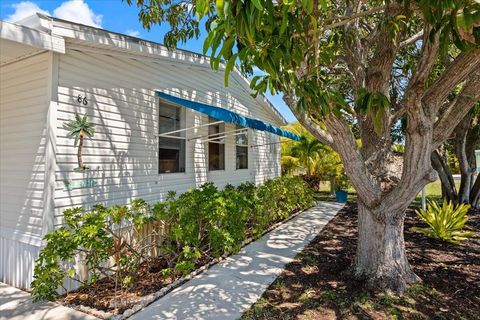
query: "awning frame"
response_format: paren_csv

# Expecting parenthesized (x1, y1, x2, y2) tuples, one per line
(157, 120, 224, 138)
(155, 91, 300, 141)
(189, 127, 248, 142)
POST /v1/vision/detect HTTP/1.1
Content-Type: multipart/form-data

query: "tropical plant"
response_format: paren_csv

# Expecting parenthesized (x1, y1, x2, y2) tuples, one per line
(333, 173, 351, 191)
(127, 0, 480, 292)
(281, 155, 300, 176)
(63, 113, 95, 170)
(412, 200, 474, 244)
(291, 135, 324, 177)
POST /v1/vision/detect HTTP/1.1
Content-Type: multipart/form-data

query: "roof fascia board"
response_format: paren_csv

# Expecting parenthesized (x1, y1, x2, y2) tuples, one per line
(0, 20, 65, 54)
(45, 15, 210, 67)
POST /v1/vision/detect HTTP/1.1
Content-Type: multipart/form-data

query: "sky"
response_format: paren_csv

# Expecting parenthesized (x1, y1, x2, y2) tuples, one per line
(0, 0, 296, 123)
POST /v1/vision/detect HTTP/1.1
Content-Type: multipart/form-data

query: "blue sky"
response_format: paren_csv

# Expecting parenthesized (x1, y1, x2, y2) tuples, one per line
(0, 0, 296, 123)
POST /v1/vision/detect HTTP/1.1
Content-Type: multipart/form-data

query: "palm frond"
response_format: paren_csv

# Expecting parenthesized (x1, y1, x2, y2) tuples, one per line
(63, 113, 95, 146)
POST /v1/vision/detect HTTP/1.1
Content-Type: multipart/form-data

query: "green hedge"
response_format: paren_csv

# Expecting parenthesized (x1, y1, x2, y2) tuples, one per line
(31, 176, 315, 301)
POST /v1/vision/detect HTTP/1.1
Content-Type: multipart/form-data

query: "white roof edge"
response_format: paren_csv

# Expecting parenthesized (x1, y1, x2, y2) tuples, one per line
(31, 13, 287, 126)
(0, 19, 65, 54)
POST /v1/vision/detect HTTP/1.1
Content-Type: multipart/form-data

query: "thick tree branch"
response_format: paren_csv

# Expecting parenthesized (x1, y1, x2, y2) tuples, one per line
(322, 5, 386, 31)
(423, 49, 480, 114)
(432, 67, 480, 149)
(282, 94, 334, 146)
(454, 114, 474, 203)
(343, 0, 367, 89)
(322, 116, 382, 207)
(399, 30, 424, 48)
(359, 5, 402, 162)
(402, 27, 439, 108)
(431, 150, 457, 201)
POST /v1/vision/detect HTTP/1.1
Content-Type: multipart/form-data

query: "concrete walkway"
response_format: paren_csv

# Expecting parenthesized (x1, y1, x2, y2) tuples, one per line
(131, 201, 344, 320)
(0, 282, 97, 320)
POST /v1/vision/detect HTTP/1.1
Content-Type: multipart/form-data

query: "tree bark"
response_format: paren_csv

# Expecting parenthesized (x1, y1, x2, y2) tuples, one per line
(431, 150, 457, 202)
(355, 202, 420, 292)
(454, 115, 474, 203)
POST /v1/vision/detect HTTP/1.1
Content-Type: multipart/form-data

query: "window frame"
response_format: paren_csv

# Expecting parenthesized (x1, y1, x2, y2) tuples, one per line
(157, 99, 187, 175)
(207, 117, 226, 171)
(235, 125, 249, 170)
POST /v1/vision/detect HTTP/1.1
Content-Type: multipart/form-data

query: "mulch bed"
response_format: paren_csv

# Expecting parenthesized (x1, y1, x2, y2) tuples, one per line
(242, 202, 480, 320)
(60, 257, 181, 313)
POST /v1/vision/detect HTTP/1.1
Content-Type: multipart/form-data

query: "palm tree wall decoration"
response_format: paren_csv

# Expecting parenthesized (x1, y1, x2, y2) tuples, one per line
(63, 113, 95, 170)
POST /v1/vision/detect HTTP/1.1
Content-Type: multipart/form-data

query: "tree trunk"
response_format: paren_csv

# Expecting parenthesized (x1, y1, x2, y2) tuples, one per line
(455, 115, 474, 203)
(355, 202, 420, 293)
(470, 174, 480, 209)
(431, 150, 457, 202)
(77, 130, 84, 169)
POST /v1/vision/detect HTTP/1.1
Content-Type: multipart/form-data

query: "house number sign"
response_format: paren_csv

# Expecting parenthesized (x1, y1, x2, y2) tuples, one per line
(77, 95, 88, 105)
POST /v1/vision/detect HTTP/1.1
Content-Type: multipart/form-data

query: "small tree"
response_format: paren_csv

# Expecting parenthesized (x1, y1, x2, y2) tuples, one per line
(63, 113, 95, 170)
(291, 135, 324, 177)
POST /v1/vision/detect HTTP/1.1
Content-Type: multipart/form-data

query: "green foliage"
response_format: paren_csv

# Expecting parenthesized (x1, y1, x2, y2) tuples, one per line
(421, 0, 480, 54)
(412, 200, 474, 244)
(62, 113, 94, 147)
(333, 172, 351, 191)
(31, 176, 314, 301)
(281, 122, 343, 180)
(355, 89, 390, 135)
(31, 201, 155, 301)
(126, 0, 479, 123)
(291, 135, 324, 176)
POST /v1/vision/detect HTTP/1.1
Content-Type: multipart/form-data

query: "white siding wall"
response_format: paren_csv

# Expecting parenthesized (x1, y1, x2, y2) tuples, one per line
(0, 52, 51, 288)
(54, 45, 281, 225)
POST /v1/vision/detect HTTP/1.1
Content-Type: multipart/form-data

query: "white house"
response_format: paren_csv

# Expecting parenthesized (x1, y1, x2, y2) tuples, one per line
(0, 14, 296, 289)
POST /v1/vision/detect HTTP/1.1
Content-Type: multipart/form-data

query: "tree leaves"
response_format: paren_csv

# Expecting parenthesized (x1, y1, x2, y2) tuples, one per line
(251, 0, 263, 11)
(356, 89, 390, 135)
(127, 0, 478, 128)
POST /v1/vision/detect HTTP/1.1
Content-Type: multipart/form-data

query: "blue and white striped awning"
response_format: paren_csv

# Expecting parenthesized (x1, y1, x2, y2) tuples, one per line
(156, 91, 299, 141)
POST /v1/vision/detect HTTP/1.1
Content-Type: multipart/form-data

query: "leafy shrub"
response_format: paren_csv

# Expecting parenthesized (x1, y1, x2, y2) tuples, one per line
(31, 176, 315, 301)
(333, 173, 351, 191)
(31, 200, 155, 301)
(412, 200, 474, 244)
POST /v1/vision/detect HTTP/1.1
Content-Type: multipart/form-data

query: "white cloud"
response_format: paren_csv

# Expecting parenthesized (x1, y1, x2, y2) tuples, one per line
(6, 1, 49, 22)
(126, 29, 140, 37)
(53, 0, 102, 28)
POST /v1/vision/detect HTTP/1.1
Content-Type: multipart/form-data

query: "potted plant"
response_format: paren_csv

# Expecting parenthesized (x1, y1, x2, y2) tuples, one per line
(334, 173, 350, 203)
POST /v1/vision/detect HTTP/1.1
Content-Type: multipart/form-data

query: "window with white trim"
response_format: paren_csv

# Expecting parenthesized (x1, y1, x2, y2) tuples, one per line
(235, 125, 248, 169)
(208, 117, 225, 171)
(158, 101, 186, 173)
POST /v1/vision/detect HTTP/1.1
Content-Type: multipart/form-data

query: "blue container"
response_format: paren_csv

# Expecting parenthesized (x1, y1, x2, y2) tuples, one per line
(335, 190, 348, 203)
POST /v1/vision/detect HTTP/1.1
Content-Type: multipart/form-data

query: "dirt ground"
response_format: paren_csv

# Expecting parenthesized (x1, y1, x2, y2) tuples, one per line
(242, 203, 480, 320)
